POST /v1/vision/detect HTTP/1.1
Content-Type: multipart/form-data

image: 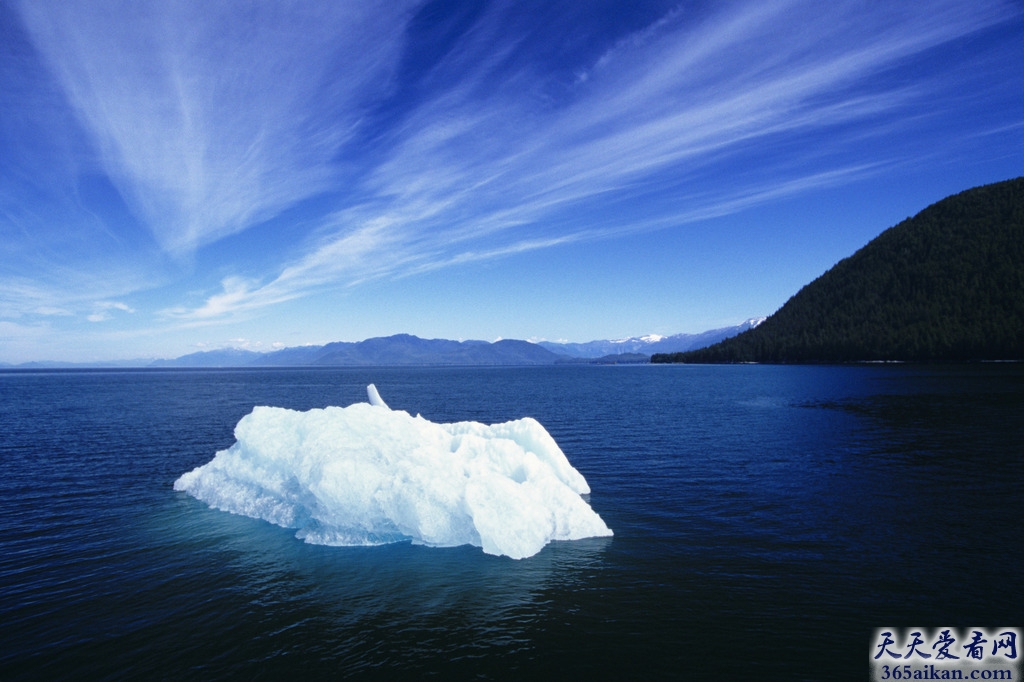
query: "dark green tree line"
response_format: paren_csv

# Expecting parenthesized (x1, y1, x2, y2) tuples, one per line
(654, 177, 1024, 363)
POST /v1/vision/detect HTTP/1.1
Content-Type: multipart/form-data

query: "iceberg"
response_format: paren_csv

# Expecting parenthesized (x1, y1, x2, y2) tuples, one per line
(174, 385, 612, 559)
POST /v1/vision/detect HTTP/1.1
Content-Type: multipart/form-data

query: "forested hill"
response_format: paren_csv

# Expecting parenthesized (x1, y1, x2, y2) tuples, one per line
(653, 176, 1024, 363)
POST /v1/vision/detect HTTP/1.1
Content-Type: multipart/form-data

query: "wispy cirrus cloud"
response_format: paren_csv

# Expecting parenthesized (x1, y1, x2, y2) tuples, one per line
(365, 1, 1006, 241)
(87, 301, 135, 323)
(0, 275, 94, 320)
(362, 0, 1001, 221)
(163, 0, 1016, 322)
(16, 0, 421, 257)
(9, 0, 1020, 333)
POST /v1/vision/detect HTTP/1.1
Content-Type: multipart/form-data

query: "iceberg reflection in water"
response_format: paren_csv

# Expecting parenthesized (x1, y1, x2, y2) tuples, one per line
(174, 385, 612, 559)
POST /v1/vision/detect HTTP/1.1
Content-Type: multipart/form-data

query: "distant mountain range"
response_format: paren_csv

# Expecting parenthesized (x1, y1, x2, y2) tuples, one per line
(0, 320, 762, 368)
(655, 176, 1024, 363)
(146, 320, 763, 367)
(142, 336, 558, 368)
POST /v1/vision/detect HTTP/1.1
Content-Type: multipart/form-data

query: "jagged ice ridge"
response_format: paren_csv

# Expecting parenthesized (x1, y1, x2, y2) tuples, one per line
(174, 386, 612, 559)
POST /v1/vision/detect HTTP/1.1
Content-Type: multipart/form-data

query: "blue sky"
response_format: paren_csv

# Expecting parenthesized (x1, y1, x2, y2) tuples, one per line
(2, 0, 1023, 363)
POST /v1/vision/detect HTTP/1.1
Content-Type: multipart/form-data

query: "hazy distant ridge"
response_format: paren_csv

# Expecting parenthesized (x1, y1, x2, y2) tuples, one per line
(141, 323, 763, 368)
(1, 321, 765, 369)
(147, 335, 563, 367)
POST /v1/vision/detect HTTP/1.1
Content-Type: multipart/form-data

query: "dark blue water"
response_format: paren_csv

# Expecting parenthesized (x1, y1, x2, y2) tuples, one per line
(1, 365, 1021, 679)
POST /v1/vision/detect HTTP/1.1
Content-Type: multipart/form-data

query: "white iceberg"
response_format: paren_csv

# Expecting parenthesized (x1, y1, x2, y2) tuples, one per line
(174, 385, 612, 559)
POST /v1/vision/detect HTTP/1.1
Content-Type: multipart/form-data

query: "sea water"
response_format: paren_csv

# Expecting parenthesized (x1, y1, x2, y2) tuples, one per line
(1, 365, 1021, 679)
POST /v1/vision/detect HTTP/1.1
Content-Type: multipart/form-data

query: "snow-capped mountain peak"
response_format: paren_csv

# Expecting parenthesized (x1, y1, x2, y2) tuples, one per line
(538, 319, 765, 358)
(611, 333, 666, 345)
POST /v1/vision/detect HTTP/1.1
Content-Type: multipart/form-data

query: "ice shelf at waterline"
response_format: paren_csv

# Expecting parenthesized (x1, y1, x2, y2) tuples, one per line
(173, 385, 612, 559)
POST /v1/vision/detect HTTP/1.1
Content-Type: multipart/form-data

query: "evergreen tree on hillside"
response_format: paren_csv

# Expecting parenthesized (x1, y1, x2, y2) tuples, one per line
(653, 177, 1024, 363)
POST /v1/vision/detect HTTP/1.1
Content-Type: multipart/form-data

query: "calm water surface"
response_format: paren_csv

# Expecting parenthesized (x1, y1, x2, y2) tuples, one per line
(1, 365, 1021, 679)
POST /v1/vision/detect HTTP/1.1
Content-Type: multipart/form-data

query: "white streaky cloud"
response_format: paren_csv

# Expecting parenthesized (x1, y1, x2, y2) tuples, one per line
(162, 160, 872, 323)
(158, 0, 1014, 322)
(0, 276, 109, 321)
(649, 164, 887, 228)
(0, 276, 87, 320)
(87, 300, 135, 323)
(166, 190, 551, 322)
(165, 217, 587, 322)
(0, 319, 52, 342)
(10, 0, 1016, 333)
(308, 1, 1008, 270)
(33, 307, 74, 317)
(396, 233, 589, 279)
(95, 301, 135, 314)
(0, 260, 157, 322)
(365, 0, 1000, 228)
(16, 0, 421, 257)
(161, 217, 409, 321)
(211, 338, 267, 351)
